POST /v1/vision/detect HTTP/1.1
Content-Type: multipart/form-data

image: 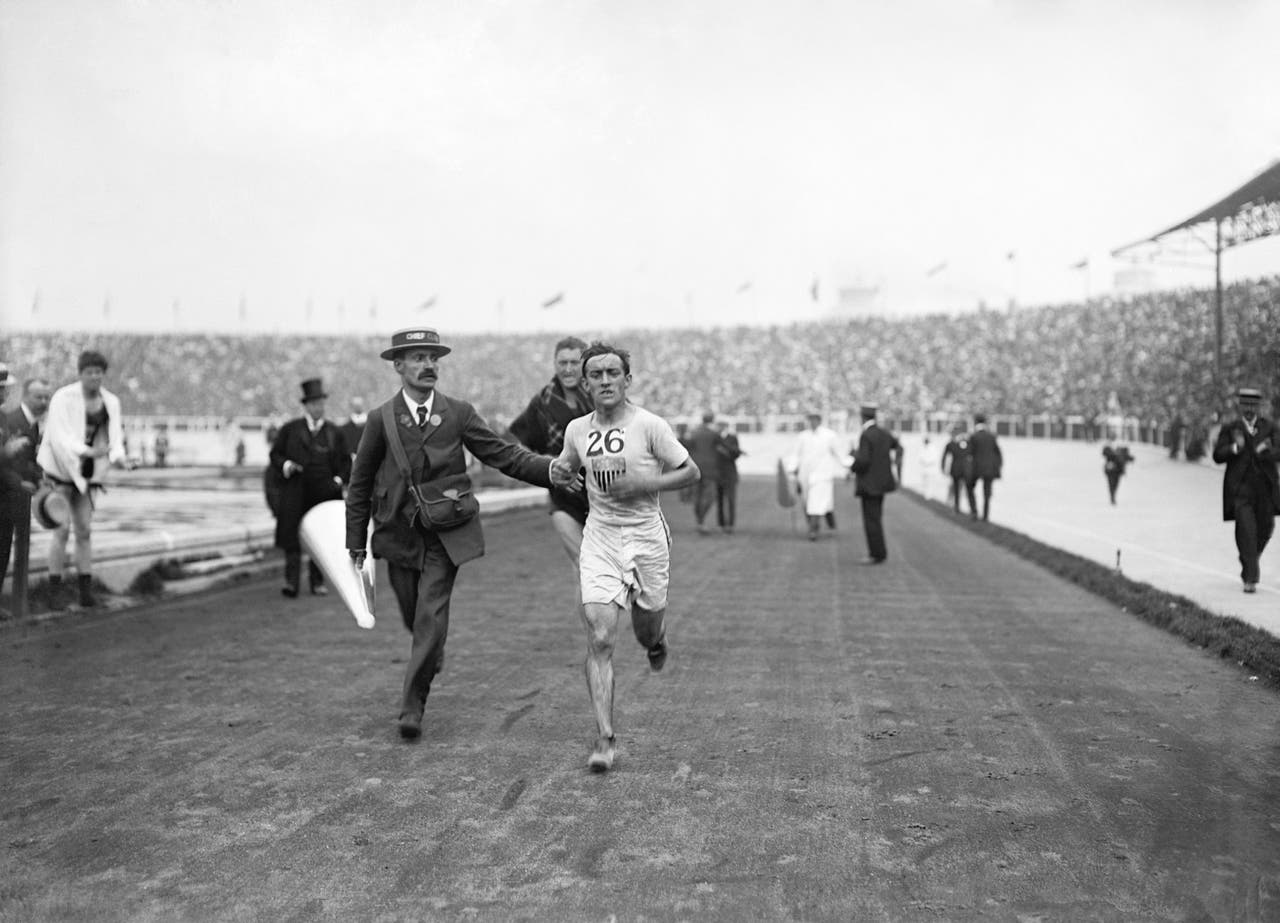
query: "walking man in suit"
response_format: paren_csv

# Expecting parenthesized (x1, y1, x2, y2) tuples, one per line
(346, 327, 574, 740)
(850, 402, 903, 564)
(270, 378, 351, 598)
(1212, 386, 1279, 594)
(685, 411, 721, 534)
(714, 420, 744, 533)
(967, 413, 1003, 521)
(941, 424, 972, 515)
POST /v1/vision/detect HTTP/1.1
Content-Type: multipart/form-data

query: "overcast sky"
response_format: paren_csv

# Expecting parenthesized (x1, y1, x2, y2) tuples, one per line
(1, 0, 1277, 336)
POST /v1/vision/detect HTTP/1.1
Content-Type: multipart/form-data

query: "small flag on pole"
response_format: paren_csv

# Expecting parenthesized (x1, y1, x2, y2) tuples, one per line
(1006, 251, 1016, 261)
(541, 292, 564, 309)
(417, 296, 437, 311)
(810, 277, 820, 301)
(926, 261, 948, 277)
(1071, 257, 1089, 270)
(369, 299, 378, 320)
(735, 281, 752, 294)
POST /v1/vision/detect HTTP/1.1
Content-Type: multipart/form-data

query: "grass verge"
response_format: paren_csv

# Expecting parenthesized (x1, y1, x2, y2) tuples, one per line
(905, 490, 1280, 690)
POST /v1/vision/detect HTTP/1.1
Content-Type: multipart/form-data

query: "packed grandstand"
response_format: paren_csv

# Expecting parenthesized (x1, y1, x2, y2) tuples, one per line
(3, 277, 1277, 440)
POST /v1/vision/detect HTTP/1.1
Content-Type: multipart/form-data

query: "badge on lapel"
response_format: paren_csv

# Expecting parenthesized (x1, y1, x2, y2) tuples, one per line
(429, 414, 442, 427)
(398, 413, 413, 428)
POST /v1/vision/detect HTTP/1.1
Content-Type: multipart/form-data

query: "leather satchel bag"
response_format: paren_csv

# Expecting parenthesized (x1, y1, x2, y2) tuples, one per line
(382, 403, 479, 531)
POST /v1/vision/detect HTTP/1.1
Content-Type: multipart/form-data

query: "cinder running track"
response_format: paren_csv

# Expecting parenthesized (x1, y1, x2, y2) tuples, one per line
(3, 480, 1279, 922)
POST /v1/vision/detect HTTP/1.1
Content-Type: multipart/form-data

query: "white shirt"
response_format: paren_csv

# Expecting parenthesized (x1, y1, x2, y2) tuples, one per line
(401, 389, 435, 426)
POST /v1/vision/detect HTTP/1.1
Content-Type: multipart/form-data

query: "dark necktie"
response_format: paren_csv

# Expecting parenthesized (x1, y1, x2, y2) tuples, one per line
(417, 407, 428, 429)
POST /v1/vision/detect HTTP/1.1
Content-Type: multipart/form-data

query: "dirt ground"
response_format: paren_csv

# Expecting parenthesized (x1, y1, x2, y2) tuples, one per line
(3, 480, 1279, 922)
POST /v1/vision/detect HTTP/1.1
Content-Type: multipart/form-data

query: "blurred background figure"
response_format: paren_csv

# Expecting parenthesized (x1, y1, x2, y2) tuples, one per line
(791, 411, 846, 541)
(685, 411, 721, 535)
(339, 397, 368, 459)
(1102, 442, 1134, 505)
(714, 419, 743, 534)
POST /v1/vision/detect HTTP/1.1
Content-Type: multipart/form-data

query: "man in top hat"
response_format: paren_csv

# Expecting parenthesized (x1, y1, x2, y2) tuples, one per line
(2, 375, 51, 592)
(1212, 387, 1279, 593)
(270, 377, 351, 598)
(966, 412, 1003, 521)
(850, 402, 903, 564)
(345, 327, 575, 741)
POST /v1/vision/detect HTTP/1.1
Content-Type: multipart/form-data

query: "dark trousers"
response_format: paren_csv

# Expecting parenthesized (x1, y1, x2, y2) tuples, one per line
(1106, 472, 1122, 504)
(693, 478, 718, 525)
(716, 479, 738, 529)
(968, 477, 993, 520)
(860, 495, 886, 561)
(1233, 492, 1276, 585)
(387, 532, 459, 718)
(0, 498, 14, 589)
(284, 552, 324, 591)
(951, 476, 969, 514)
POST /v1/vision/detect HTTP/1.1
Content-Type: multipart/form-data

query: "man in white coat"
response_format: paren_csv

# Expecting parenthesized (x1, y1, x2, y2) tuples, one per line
(37, 350, 129, 609)
(791, 411, 849, 541)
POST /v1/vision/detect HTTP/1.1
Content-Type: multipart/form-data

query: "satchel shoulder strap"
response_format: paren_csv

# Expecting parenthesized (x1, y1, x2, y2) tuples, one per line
(381, 401, 414, 480)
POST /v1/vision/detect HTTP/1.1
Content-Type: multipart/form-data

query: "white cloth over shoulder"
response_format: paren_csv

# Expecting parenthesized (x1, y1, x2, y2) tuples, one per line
(790, 425, 849, 516)
(37, 383, 127, 494)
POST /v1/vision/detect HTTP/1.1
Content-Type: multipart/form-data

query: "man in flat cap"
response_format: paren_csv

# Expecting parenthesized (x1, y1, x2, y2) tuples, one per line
(1212, 387, 1279, 593)
(850, 402, 903, 564)
(346, 327, 575, 740)
(270, 377, 351, 598)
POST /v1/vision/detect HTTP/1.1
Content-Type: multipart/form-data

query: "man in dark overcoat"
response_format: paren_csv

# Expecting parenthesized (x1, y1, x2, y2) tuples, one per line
(850, 402, 903, 564)
(941, 424, 972, 514)
(685, 411, 722, 534)
(1, 377, 51, 590)
(1212, 387, 1279, 593)
(714, 420, 744, 533)
(270, 378, 351, 598)
(345, 327, 572, 740)
(967, 412, 1003, 521)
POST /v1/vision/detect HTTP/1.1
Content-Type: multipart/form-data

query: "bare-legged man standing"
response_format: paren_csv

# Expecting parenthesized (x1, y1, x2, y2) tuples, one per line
(556, 342, 700, 772)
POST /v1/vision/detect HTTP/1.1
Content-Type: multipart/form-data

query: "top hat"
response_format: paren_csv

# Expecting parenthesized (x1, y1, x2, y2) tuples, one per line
(380, 327, 452, 360)
(1236, 387, 1263, 404)
(299, 378, 328, 403)
(973, 412, 988, 424)
(34, 486, 70, 530)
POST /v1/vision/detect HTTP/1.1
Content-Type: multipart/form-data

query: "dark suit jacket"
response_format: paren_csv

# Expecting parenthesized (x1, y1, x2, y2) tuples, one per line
(851, 423, 902, 498)
(716, 433, 743, 484)
(968, 428, 1002, 481)
(269, 417, 351, 550)
(942, 435, 971, 480)
(1212, 415, 1280, 521)
(346, 390, 553, 569)
(685, 424, 722, 485)
(3, 407, 41, 494)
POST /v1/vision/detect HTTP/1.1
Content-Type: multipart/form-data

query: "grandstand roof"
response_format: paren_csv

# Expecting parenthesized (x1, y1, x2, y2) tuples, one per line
(1114, 158, 1280, 255)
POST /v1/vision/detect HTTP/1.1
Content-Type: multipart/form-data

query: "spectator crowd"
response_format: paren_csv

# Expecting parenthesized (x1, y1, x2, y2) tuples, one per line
(2, 277, 1277, 435)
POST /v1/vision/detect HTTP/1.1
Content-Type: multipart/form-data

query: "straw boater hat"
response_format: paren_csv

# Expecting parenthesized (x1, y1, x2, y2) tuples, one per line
(1237, 387, 1263, 404)
(380, 327, 452, 360)
(33, 486, 71, 530)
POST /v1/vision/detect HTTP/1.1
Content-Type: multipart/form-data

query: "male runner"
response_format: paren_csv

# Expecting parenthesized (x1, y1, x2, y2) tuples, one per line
(556, 342, 700, 772)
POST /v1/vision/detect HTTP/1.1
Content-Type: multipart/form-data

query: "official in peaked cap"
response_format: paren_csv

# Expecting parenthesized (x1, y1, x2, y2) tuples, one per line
(1213, 384, 1279, 593)
(380, 327, 452, 360)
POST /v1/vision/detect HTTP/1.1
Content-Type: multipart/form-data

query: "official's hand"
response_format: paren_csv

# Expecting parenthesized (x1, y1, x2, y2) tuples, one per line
(549, 457, 576, 487)
(349, 550, 367, 568)
(1257, 438, 1272, 455)
(332, 476, 343, 487)
(2, 435, 28, 458)
(282, 460, 301, 478)
(89, 443, 111, 459)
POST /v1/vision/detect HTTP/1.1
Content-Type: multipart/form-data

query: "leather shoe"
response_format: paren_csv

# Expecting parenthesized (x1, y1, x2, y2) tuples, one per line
(398, 712, 423, 739)
(1244, 583, 1257, 594)
(858, 557, 886, 565)
(281, 586, 299, 598)
(310, 585, 328, 596)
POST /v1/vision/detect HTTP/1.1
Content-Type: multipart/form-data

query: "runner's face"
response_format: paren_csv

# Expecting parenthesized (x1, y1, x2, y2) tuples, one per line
(584, 354, 629, 410)
(554, 348, 583, 390)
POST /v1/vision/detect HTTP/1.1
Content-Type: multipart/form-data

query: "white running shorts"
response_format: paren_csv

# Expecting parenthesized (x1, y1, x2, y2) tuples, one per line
(579, 517, 672, 611)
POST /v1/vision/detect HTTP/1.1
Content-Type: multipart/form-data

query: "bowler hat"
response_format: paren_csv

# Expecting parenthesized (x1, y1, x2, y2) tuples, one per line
(33, 486, 70, 530)
(299, 378, 328, 403)
(380, 327, 452, 360)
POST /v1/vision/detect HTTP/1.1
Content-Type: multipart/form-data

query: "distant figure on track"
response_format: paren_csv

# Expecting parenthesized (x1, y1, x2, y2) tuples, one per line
(345, 328, 571, 741)
(850, 402, 902, 565)
(555, 342, 699, 772)
(967, 413, 1003, 521)
(941, 424, 972, 515)
(792, 411, 846, 541)
(1102, 442, 1134, 505)
(684, 411, 721, 535)
(1212, 386, 1279, 594)
(714, 420, 744, 533)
